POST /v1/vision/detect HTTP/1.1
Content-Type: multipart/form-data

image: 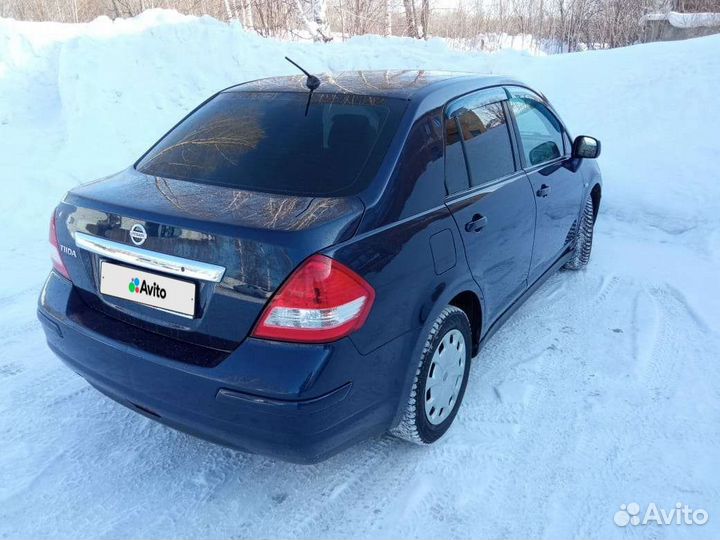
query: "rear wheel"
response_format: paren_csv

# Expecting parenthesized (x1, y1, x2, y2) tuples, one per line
(391, 306, 472, 444)
(564, 196, 595, 270)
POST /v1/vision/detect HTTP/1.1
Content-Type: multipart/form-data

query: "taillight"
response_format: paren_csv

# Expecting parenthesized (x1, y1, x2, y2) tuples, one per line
(252, 254, 375, 343)
(49, 211, 70, 279)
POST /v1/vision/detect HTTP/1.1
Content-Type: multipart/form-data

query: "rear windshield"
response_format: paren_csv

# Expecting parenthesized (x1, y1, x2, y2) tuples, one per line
(136, 91, 407, 197)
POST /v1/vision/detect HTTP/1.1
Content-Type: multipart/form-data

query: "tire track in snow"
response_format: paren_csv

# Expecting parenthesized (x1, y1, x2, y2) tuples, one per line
(0, 363, 24, 379)
(542, 273, 720, 537)
(640, 286, 697, 401)
(484, 270, 651, 536)
(631, 286, 661, 379)
(587, 273, 621, 308)
(269, 437, 401, 538)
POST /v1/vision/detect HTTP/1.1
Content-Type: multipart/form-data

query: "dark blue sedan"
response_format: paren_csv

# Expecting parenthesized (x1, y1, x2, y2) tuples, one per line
(38, 71, 602, 463)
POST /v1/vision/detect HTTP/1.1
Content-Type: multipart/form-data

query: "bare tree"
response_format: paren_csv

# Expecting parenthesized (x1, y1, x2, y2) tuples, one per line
(242, 0, 254, 29)
(223, 0, 235, 20)
(419, 0, 429, 37)
(295, 0, 332, 41)
(384, 0, 392, 35)
(2, 0, 716, 48)
(403, 0, 419, 36)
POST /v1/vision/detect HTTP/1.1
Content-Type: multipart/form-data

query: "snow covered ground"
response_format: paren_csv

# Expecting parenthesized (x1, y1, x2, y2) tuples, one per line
(1, 10, 719, 538)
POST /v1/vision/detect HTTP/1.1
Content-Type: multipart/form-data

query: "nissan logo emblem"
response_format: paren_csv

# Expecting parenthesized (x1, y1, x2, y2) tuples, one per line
(129, 224, 147, 246)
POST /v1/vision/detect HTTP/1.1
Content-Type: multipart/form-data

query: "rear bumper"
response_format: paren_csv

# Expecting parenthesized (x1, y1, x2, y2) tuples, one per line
(37, 272, 412, 463)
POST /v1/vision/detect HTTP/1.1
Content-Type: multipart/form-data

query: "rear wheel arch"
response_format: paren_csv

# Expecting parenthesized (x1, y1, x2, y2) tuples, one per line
(390, 280, 484, 429)
(449, 290, 482, 357)
(391, 305, 472, 444)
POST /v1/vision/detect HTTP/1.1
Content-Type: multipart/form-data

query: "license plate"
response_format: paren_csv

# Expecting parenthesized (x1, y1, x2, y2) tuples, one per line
(100, 261, 196, 318)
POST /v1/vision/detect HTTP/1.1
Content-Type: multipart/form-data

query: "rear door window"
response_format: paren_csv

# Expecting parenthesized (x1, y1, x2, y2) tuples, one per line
(136, 92, 407, 197)
(445, 89, 516, 191)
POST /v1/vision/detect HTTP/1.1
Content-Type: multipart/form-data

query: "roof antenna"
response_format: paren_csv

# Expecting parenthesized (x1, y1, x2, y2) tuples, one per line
(285, 56, 321, 116)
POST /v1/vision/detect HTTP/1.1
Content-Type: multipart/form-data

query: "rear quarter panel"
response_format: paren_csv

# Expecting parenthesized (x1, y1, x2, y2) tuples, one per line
(323, 105, 485, 426)
(325, 208, 483, 428)
(327, 207, 480, 355)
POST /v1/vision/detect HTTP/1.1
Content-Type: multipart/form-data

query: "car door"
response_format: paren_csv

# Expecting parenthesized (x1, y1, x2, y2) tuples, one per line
(444, 87, 536, 325)
(506, 86, 585, 283)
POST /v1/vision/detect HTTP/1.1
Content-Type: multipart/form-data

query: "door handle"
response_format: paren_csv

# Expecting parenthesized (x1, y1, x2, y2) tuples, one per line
(536, 184, 551, 198)
(465, 214, 488, 232)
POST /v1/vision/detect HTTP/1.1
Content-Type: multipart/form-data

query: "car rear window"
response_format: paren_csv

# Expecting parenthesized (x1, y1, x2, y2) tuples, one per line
(136, 91, 407, 197)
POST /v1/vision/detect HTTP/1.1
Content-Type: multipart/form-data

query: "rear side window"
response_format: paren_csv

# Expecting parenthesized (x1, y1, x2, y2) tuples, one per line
(136, 92, 407, 197)
(457, 102, 515, 186)
(445, 97, 515, 190)
(508, 95, 565, 166)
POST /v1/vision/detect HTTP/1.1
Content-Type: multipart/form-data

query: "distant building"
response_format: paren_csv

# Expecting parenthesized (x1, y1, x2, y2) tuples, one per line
(641, 0, 720, 42)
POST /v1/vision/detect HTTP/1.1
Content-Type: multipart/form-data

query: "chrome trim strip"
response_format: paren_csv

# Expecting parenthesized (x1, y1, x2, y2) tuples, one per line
(75, 232, 225, 283)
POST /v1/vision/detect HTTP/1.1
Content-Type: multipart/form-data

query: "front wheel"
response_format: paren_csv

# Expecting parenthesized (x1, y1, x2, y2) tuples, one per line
(391, 306, 472, 445)
(564, 196, 595, 270)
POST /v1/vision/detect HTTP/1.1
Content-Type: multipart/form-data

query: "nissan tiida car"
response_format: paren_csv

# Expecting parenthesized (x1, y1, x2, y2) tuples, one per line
(38, 71, 602, 463)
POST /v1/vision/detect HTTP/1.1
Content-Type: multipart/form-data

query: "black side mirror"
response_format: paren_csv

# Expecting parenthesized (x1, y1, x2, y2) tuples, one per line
(572, 135, 601, 159)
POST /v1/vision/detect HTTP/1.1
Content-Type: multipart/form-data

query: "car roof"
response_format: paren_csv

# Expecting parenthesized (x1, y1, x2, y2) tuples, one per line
(224, 70, 520, 100)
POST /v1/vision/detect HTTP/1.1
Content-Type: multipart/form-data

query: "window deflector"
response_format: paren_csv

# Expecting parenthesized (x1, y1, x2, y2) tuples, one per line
(446, 87, 508, 119)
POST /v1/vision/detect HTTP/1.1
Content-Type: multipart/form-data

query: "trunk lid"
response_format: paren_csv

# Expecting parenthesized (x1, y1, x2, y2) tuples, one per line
(57, 168, 364, 351)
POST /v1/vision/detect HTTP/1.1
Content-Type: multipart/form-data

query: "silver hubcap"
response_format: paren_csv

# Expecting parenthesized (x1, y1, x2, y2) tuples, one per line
(424, 329, 466, 425)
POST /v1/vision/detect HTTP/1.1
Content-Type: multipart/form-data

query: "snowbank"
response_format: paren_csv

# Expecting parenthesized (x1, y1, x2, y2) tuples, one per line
(2, 9, 719, 298)
(2, 10, 719, 232)
(1, 11, 719, 538)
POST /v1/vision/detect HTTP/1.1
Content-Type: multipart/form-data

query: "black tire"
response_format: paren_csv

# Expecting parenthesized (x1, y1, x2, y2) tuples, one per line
(564, 196, 595, 270)
(391, 306, 472, 445)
